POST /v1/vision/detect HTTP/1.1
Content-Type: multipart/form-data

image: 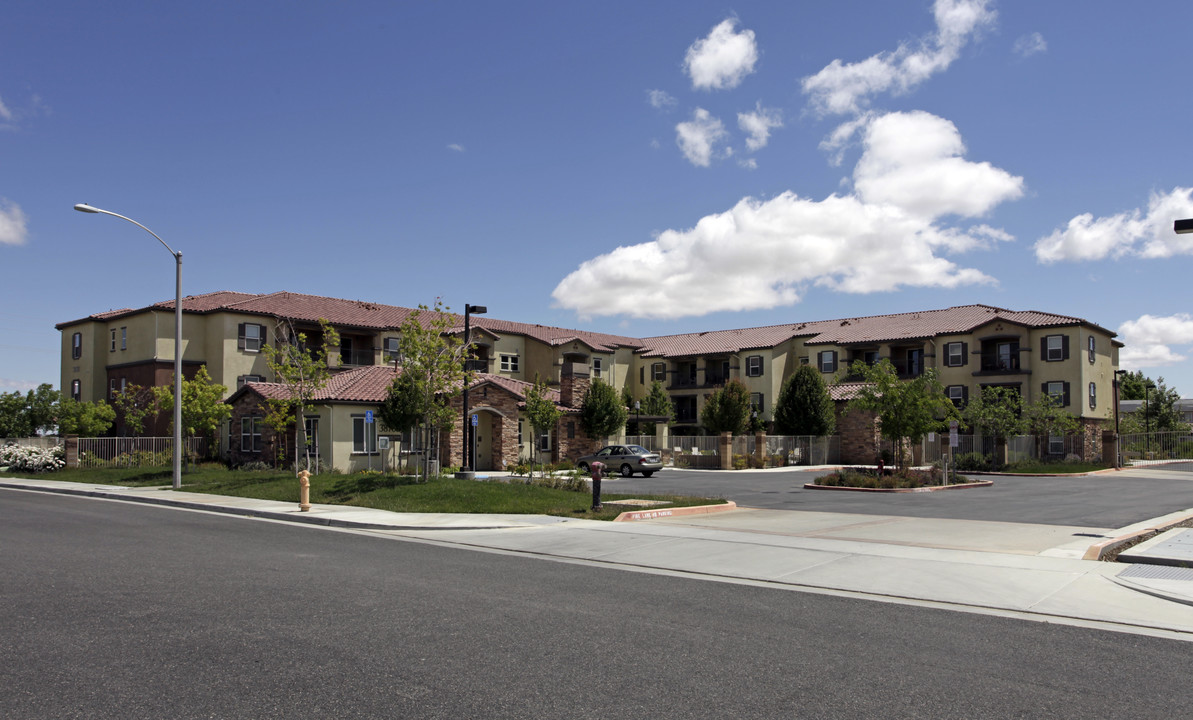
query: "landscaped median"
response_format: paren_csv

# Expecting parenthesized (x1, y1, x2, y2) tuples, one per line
(0, 464, 727, 521)
(805, 466, 992, 492)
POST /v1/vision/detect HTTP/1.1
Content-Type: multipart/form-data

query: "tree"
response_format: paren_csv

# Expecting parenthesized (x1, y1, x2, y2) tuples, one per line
(1117, 370, 1150, 401)
(56, 399, 116, 436)
(113, 383, 160, 435)
(523, 378, 560, 474)
(844, 359, 957, 470)
(700, 378, 752, 435)
(262, 319, 340, 472)
(961, 386, 1024, 445)
(1021, 394, 1080, 438)
(640, 380, 674, 435)
(1136, 377, 1190, 433)
(0, 391, 31, 437)
(24, 384, 59, 436)
(391, 300, 473, 480)
(578, 378, 627, 441)
(772, 365, 836, 436)
(153, 365, 233, 444)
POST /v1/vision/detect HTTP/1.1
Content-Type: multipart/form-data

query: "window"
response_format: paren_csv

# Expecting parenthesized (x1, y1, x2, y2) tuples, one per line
(238, 323, 266, 352)
(500, 353, 520, 373)
(800, 356, 809, 365)
(946, 385, 968, 408)
(304, 417, 319, 455)
(1048, 435, 1064, 456)
(236, 374, 265, 390)
(518, 419, 523, 446)
(72, 333, 82, 360)
(944, 342, 967, 367)
(1043, 334, 1068, 362)
(539, 430, 551, 452)
(120, 377, 127, 395)
(818, 351, 837, 373)
(110, 329, 117, 352)
(861, 350, 879, 365)
(384, 337, 401, 363)
(906, 348, 923, 377)
(1043, 381, 1070, 407)
(1089, 382, 1097, 410)
(241, 417, 263, 453)
(567, 422, 575, 439)
(353, 415, 378, 454)
(745, 355, 763, 377)
(640, 366, 645, 385)
(1088, 335, 1096, 364)
(121, 327, 127, 351)
(109, 378, 117, 400)
(750, 392, 764, 415)
(70, 379, 80, 401)
(592, 358, 603, 378)
(651, 363, 666, 382)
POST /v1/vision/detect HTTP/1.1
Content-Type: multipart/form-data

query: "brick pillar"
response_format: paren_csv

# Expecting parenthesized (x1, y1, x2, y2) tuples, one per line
(65, 435, 79, 468)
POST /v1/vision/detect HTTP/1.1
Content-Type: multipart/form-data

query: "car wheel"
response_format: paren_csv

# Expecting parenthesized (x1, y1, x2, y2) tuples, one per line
(642, 471, 654, 478)
(620, 464, 633, 478)
(578, 462, 588, 473)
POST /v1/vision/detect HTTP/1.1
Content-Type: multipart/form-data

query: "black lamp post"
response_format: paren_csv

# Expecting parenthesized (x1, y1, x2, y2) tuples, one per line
(634, 400, 640, 437)
(1145, 380, 1156, 456)
(1114, 369, 1127, 467)
(460, 303, 486, 474)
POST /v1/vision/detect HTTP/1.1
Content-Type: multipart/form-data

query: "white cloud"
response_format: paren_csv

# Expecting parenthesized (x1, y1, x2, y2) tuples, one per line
(1033, 187, 1193, 263)
(675, 108, 729, 167)
(1013, 32, 1047, 58)
(0, 95, 12, 121)
(684, 19, 758, 91)
(447, 143, 465, 152)
(738, 158, 758, 170)
(1118, 314, 1193, 369)
(853, 111, 1023, 219)
(801, 0, 996, 116)
(553, 111, 1020, 320)
(737, 103, 782, 152)
(647, 89, 677, 110)
(0, 199, 28, 245)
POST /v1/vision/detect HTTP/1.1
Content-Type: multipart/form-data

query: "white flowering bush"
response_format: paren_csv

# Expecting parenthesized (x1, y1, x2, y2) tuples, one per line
(0, 444, 66, 473)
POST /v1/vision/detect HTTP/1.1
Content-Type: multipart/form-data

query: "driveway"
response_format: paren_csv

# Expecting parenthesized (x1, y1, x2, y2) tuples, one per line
(605, 466, 1193, 529)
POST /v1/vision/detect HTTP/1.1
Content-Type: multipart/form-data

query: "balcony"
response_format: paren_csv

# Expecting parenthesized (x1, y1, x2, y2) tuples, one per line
(340, 348, 376, 367)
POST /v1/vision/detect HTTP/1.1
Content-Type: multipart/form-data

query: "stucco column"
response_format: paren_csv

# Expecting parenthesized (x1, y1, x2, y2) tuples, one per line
(719, 431, 733, 470)
(754, 431, 766, 465)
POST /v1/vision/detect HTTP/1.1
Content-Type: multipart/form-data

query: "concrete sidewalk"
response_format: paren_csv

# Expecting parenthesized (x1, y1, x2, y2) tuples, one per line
(5, 477, 1193, 640)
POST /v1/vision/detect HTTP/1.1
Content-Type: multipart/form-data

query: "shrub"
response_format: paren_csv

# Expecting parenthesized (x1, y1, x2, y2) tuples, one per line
(954, 452, 994, 471)
(0, 444, 66, 473)
(238, 460, 273, 472)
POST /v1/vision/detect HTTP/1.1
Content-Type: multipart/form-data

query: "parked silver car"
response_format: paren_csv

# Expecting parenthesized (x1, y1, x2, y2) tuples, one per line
(576, 445, 663, 478)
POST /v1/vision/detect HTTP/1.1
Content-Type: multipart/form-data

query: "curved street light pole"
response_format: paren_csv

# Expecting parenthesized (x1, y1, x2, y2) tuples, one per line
(74, 204, 183, 490)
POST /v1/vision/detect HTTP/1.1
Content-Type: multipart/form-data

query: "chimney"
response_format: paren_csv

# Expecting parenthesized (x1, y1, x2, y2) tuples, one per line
(559, 361, 590, 408)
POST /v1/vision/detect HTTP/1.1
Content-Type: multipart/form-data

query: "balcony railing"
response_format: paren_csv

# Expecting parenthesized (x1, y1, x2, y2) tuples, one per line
(340, 349, 376, 366)
(978, 354, 1020, 373)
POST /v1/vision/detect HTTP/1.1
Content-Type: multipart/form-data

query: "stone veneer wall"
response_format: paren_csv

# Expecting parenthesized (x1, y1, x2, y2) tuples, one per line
(835, 404, 881, 465)
(227, 392, 289, 467)
(445, 384, 522, 470)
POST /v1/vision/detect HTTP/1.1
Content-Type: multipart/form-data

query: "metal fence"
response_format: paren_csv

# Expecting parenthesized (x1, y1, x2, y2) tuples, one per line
(78, 436, 211, 469)
(1120, 431, 1193, 466)
(905, 433, 1090, 467)
(612, 434, 840, 467)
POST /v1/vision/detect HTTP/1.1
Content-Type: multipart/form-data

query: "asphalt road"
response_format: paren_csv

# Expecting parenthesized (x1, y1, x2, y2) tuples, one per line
(606, 465, 1193, 528)
(4, 489, 1193, 719)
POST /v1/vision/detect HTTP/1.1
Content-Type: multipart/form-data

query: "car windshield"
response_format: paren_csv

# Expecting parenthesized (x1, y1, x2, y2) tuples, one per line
(627, 445, 649, 455)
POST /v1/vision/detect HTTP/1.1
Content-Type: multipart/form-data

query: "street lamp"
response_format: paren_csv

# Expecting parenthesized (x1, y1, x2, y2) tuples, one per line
(634, 400, 640, 437)
(1114, 369, 1127, 468)
(1174, 218, 1193, 234)
(460, 303, 486, 475)
(1144, 380, 1156, 456)
(74, 204, 183, 490)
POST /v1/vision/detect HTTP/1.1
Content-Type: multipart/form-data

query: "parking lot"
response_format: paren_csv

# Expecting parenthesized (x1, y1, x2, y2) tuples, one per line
(603, 464, 1193, 529)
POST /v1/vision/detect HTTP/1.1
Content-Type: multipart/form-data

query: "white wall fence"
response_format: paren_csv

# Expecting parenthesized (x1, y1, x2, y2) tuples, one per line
(77, 437, 211, 469)
(1, 437, 61, 449)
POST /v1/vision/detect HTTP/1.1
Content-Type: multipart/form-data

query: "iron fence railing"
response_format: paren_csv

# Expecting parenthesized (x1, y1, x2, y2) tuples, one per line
(78, 436, 210, 469)
(1120, 431, 1193, 466)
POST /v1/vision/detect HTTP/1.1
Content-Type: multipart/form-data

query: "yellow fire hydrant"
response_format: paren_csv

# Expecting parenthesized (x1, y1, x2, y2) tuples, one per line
(298, 469, 311, 512)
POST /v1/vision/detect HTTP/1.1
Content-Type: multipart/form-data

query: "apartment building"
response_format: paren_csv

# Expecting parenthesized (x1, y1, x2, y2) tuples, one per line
(57, 292, 1121, 470)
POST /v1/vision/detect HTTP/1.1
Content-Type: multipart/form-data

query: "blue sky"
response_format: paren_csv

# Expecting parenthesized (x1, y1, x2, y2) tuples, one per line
(3, 0, 1193, 396)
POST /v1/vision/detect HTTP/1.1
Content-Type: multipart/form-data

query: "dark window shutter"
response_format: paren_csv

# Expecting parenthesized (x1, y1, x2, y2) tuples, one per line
(1041, 341, 1047, 362)
(832, 351, 838, 372)
(1063, 381, 1070, 407)
(238, 323, 246, 350)
(961, 342, 968, 366)
(1041, 382, 1048, 398)
(1061, 335, 1069, 360)
(259, 324, 267, 347)
(962, 386, 969, 404)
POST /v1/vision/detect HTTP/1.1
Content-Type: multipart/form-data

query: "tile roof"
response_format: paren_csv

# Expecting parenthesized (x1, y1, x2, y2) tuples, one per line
(240, 365, 397, 404)
(637, 304, 1108, 358)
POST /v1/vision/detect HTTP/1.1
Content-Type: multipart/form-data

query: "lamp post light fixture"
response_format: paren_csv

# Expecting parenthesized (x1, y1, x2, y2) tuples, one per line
(1174, 218, 1193, 234)
(460, 303, 487, 475)
(74, 204, 184, 490)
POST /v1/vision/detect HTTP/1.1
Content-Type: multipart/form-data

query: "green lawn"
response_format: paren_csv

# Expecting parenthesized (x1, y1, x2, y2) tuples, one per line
(1, 465, 725, 520)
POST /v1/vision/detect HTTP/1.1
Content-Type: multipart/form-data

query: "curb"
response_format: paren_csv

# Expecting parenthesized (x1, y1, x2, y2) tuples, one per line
(0, 481, 528, 532)
(613, 501, 737, 522)
(1083, 511, 1193, 561)
(802, 480, 994, 493)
